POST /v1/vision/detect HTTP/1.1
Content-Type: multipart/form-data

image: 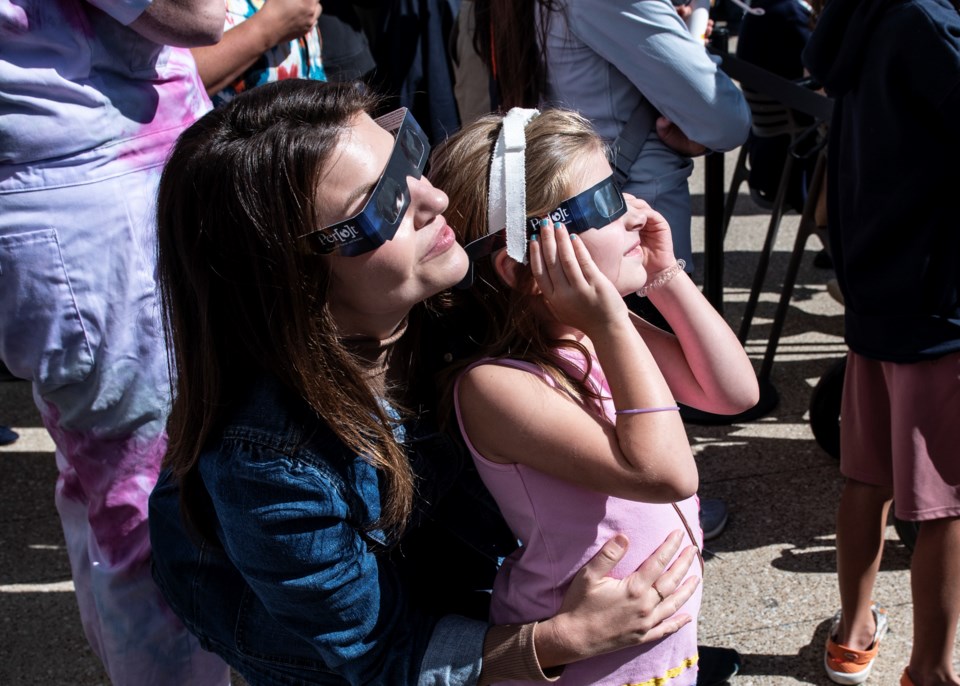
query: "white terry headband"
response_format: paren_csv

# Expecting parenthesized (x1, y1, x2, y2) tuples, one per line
(487, 107, 541, 264)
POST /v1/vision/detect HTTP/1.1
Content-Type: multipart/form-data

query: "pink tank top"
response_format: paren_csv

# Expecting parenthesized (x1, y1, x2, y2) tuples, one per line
(454, 351, 702, 686)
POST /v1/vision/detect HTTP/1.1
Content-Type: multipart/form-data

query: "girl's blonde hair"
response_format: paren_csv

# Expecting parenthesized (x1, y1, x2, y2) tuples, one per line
(429, 108, 609, 420)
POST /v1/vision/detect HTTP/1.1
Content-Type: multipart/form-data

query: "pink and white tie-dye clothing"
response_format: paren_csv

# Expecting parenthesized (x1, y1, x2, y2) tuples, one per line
(0, 0, 211, 169)
(0, 2, 227, 683)
(212, 0, 326, 107)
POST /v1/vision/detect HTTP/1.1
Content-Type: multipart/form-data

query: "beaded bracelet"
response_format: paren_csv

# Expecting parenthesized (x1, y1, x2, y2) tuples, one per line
(636, 259, 686, 297)
(615, 406, 681, 415)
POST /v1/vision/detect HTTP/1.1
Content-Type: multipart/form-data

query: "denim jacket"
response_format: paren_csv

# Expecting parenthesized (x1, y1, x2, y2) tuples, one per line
(148, 376, 516, 685)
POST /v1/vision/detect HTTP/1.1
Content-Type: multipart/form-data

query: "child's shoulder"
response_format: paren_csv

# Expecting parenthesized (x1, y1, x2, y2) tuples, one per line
(459, 357, 554, 392)
(455, 358, 575, 463)
(457, 356, 582, 417)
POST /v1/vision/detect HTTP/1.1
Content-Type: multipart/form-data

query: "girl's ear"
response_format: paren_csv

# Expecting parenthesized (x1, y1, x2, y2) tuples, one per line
(492, 248, 521, 288)
(492, 249, 539, 294)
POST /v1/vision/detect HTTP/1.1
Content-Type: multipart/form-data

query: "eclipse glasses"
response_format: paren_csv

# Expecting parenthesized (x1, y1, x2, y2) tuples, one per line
(303, 107, 628, 272)
(458, 174, 628, 287)
(304, 108, 429, 257)
(524, 175, 627, 237)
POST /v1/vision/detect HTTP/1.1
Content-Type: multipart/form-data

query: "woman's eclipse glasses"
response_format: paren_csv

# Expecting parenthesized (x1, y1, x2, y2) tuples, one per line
(304, 108, 429, 257)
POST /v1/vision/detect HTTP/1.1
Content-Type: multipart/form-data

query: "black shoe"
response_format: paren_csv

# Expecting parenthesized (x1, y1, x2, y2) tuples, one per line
(813, 249, 834, 269)
(0, 425, 18, 446)
(699, 498, 729, 542)
(697, 645, 742, 685)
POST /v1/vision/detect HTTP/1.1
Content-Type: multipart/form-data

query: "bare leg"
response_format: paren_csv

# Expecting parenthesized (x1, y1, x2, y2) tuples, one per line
(834, 478, 893, 649)
(906, 516, 960, 686)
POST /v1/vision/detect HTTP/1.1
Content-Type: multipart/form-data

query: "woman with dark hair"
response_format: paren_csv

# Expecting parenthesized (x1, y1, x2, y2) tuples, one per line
(147, 79, 700, 685)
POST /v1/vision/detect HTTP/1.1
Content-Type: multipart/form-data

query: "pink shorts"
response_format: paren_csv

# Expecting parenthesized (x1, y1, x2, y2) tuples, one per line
(840, 350, 960, 522)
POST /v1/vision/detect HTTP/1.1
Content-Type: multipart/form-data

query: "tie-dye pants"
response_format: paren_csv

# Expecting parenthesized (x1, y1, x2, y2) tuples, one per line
(0, 163, 229, 685)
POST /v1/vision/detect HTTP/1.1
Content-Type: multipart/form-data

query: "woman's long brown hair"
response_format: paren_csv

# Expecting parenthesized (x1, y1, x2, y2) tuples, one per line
(156, 80, 414, 544)
(476, 0, 563, 108)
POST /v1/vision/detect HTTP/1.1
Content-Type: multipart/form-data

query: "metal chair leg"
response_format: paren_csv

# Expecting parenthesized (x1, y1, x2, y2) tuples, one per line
(737, 152, 796, 343)
(758, 148, 828, 382)
(721, 144, 750, 242)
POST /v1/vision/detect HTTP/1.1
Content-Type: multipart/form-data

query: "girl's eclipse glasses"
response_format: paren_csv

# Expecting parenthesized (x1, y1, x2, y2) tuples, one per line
(457, 174, 628, 288)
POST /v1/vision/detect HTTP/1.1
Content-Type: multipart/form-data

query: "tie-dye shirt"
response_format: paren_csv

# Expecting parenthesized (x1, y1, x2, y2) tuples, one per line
(212, 0, 325, 107)
(0, 0, 211, 191)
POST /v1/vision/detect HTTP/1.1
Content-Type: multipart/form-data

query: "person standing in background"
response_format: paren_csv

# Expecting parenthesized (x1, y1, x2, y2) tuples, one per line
(359, 0, 463, 144)
(0, 1, 230, 683)
(450, 0, 495, 125)
(317, 0, 377, 83)
(191, 0, 325, 107)
(803, 0, 960, 684)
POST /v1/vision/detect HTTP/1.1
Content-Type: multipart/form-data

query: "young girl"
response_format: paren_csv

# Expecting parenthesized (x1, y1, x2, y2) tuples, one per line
(429, 108, 759, 686)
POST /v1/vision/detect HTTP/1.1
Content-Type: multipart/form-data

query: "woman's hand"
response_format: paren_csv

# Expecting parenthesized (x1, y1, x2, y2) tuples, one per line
(623, 195, 677, 278)
(528, 220, 629, 336)
(534, 531, 699, 666)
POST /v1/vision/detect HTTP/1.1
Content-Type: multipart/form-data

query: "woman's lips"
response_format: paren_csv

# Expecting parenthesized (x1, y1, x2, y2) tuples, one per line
(425, 220, 456, 259)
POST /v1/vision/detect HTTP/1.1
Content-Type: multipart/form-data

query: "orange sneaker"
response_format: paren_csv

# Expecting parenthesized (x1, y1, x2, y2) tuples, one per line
(823, 603, 889, 684)
(900, 668, 916, 686)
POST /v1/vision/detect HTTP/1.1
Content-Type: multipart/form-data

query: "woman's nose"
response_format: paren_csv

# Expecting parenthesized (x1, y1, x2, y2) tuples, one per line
(408, 174, 449, 226)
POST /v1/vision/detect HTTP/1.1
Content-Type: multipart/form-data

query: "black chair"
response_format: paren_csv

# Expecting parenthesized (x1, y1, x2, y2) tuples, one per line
(721, 85, 813, 239)
(716, 54, 834, 387)
(691, 43, 835, 422)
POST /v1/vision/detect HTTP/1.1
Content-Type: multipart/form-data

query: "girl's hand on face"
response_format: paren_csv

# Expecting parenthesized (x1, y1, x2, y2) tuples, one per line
(624, 195, 677, 277)
(529, 220, 629, 335)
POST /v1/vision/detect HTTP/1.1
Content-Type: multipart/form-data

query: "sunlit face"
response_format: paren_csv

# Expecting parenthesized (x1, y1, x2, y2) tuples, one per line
(565, 148, 647, 295)
(318, 113, 469, 336)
